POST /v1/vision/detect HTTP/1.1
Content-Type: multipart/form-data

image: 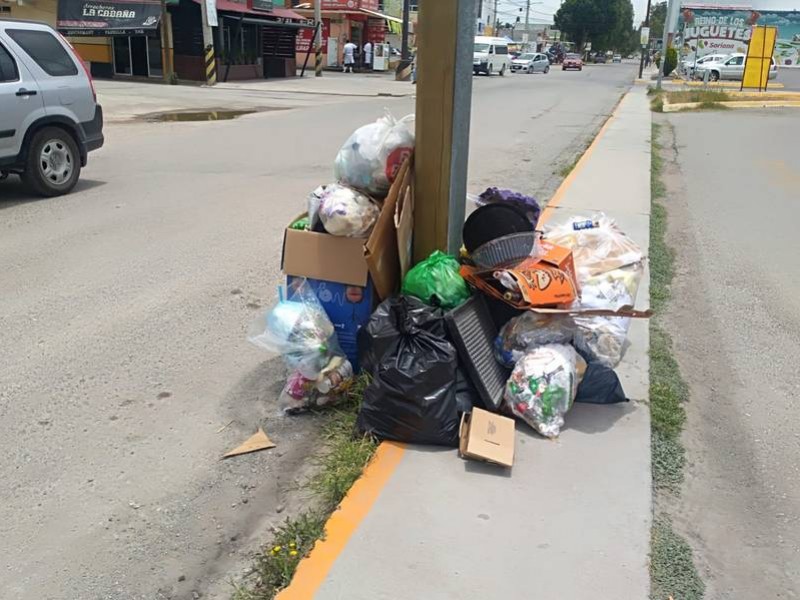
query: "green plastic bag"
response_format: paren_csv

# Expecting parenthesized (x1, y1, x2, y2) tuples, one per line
(402, 251, 470, 310)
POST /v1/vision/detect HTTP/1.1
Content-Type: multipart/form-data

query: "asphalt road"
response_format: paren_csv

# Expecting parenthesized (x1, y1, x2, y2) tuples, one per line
(659, 110, 800, 599)
(0, 63, 635, 600)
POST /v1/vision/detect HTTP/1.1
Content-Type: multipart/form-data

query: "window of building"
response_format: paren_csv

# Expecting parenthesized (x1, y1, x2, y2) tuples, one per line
(222, 23, 261, 64)
(7, 29, 78, 77)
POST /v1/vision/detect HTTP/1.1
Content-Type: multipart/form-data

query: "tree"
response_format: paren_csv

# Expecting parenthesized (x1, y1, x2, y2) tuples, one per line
(664, 46, 678, 76)
(649, 2, 667, 40)
(554, 0, 635, 51)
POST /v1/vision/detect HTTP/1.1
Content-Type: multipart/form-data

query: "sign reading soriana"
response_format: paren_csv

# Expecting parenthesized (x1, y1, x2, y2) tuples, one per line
(57, 0, 162, 35)
(678, 5, 800, 67)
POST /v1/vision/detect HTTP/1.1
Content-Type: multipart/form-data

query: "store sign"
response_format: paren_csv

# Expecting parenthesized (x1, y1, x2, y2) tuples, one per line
(366, 18, 385, 44)
(57, 0, 162, 35)
(678, 6, 800, 67)
(250, 0, 273, 11)
(640, 26, 649, 47)
(321, 0, 378, 10)
(296, 18, 330, 53)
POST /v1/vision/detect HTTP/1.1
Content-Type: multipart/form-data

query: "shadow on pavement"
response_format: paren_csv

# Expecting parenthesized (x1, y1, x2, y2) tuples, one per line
(0, 177, 107, 209)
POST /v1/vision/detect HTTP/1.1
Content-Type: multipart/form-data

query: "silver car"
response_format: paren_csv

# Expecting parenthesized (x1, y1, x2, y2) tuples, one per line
(696, 52, 777, 82)
(0, 19, 103, 196)
(510, 52, 550, 74)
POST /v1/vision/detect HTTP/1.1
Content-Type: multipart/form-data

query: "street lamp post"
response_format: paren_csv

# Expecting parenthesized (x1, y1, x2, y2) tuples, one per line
(638, 0, 652, 79)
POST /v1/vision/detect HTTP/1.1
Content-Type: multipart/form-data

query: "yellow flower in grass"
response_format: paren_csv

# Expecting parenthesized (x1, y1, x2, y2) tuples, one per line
(290, 550, 298, 556)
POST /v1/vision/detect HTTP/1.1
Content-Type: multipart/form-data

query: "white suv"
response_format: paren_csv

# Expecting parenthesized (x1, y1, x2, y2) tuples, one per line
(0, 19, 103, 196)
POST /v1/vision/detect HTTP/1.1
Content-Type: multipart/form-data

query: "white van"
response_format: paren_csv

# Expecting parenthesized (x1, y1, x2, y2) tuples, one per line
(473, 36, 511, 76)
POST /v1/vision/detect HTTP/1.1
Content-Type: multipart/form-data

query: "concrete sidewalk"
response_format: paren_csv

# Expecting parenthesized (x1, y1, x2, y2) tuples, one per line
(280, 86, 653, 600)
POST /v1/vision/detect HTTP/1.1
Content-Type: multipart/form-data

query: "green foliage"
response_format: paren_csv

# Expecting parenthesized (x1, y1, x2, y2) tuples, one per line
(664, 47, 678, 76)
(554, 0, 635, 51)
(649, 2, 667, 40)
(651, 516, 706, 600)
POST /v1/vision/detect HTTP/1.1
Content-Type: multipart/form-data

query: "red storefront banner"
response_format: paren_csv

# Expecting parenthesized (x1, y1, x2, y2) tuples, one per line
(296, 18, 330, 53)
(366, 18, 386, 44)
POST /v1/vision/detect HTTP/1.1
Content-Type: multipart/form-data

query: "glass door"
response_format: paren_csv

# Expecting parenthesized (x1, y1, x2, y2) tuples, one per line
(113, 37, 132, 75)
(147, 36, 163, 78)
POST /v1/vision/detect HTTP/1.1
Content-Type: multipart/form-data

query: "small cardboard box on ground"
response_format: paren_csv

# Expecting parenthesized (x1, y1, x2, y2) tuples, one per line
(282, 160, 414, 370)
(459, 407, 515, 468)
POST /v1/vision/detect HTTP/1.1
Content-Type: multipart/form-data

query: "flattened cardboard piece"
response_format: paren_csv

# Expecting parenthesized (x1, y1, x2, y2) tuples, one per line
(365, 157, 412, 300)
(394, 161, 415, 281)
(223, 428, 276, 459)
(459, 408, 515, 468)
(283, 227, 369, 287)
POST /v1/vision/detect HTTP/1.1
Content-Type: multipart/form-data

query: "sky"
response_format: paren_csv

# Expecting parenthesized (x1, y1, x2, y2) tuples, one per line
(496, 0, 800, 32)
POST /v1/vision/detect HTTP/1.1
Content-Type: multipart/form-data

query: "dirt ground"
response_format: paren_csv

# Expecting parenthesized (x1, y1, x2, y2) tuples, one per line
(656, 112, 800, 599)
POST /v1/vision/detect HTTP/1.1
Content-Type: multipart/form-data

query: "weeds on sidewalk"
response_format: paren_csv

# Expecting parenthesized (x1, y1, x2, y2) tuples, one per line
(233, 376, 378, 600)
(649, 122, 704, 599)
(651, 516, 705, 600)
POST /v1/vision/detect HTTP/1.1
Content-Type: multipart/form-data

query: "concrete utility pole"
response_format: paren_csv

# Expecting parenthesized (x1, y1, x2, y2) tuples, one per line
(315, 0, 323, 76)
(656, 0, 681, 89)
(200, 0, 217, 85)
(492, 0, 498, 34)
(160, 0, 175, 83)
(414, 0, 477, 258)
(525, 0, 530, 34)
(638, 0, 651, 79)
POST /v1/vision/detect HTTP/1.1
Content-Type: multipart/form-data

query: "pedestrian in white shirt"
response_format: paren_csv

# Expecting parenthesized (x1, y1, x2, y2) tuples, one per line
(363, 41, 373, 70)
(343, 39, 357, 73)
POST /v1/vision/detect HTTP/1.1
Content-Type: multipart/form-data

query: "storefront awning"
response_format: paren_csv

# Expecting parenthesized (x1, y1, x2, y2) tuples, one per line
(57, 0, 162, 36)
(359, 8, 402, 24)
(190, 0, 307, 22)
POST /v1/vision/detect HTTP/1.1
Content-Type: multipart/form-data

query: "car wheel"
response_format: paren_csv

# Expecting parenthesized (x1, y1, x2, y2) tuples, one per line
(23, 126, 81, 197)
(500, 64, 506, 76)
(544, 66, 550, 74)
(578, 67, 583, 71)
(487, 65, 493, 76)
(709, 71, 720, 82)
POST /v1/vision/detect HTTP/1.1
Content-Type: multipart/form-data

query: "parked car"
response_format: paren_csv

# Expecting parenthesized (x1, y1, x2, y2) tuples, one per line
(695, 52, 777, 81)
(562, 53, 583, 71)
(473, 36, 511, 76)
(591, 51, 607, 64)
(510, 52, 551, 74)
(682, 53, 728, 77)
(0, 19, 103, 196)
(612, 54, 622, 63)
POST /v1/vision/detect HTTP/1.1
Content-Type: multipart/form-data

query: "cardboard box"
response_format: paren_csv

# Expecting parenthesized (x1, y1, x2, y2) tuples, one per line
(459, 407, 515, 468)
(281, 159, 414, 370)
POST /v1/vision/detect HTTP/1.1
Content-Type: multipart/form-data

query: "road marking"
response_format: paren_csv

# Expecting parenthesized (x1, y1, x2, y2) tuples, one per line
(277, 87, 628, 599)
(275, 441, 406, 600)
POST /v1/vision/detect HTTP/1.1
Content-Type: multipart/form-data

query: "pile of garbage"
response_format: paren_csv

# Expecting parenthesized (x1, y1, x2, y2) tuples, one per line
(248, 111, 647, 467)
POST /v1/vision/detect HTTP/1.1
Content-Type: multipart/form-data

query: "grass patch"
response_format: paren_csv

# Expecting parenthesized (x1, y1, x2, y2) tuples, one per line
(233, 376, 378, 600)
(649, 121, 704, 597)
(665, 89, 731, 104)
(651, 516, 706, 600)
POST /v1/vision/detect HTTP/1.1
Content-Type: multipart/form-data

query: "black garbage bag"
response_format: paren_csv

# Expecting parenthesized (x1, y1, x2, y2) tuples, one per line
(575, 361, 628, 404)
(357, 296, 462, 446)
